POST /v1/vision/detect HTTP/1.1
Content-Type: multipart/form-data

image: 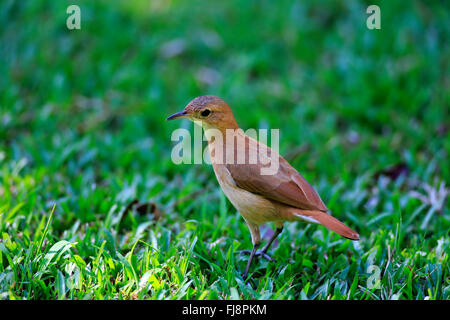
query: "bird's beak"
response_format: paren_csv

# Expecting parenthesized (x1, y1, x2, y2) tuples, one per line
(166, 110, 189, 121)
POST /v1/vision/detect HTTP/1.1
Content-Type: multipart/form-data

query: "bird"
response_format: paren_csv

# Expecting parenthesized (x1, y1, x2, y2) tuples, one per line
(166, 95, 359, 281)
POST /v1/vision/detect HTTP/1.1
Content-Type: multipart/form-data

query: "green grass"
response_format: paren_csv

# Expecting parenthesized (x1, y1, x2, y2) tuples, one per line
(0, 0, 449, 300)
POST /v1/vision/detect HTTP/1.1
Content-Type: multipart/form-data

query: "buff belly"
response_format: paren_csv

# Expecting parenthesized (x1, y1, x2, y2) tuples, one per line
(211, 162, 281, 226)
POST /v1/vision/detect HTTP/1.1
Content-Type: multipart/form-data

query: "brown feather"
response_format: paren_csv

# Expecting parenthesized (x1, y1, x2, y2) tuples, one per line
(225, 134, 328, 212)
(290, 209, 360, 240)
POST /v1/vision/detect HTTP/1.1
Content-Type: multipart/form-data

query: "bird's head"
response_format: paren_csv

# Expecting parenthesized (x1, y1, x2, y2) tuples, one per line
(166, 95, 238, 131)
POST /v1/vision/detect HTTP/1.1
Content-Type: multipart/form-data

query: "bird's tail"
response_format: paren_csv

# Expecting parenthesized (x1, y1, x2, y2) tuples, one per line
(293, 210, 359, 240)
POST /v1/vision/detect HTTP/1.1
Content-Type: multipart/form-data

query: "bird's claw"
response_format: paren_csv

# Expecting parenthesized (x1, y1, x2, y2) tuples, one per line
(238, 250, 277, 262)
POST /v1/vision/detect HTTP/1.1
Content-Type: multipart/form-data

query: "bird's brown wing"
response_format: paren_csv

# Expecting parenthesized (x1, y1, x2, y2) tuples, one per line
(225, 138, 328, 212)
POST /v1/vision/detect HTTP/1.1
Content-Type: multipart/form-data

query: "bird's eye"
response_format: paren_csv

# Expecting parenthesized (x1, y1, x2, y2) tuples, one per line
(201, 109, 211, 117)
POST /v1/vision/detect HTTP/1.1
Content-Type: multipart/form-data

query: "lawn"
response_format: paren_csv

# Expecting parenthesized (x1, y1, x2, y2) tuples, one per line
(0, 0, 449, 300)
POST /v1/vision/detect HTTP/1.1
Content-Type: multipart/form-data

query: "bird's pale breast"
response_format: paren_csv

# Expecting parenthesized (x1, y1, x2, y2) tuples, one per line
(210, 161, 281, 226)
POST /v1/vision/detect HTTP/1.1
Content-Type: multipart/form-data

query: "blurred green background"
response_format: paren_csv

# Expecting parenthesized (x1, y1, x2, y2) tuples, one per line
(0, 0, 448, 299)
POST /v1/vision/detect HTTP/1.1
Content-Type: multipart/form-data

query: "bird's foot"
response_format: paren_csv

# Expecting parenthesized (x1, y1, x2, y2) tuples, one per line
(238, 250, 277, 262)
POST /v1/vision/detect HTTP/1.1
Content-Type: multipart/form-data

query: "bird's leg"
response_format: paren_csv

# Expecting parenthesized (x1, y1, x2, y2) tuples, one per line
(260, 226, 283, 255)
(242, 242, 260, 281)
(241, 222, 261, 281)
(239, 226, 283, 262)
